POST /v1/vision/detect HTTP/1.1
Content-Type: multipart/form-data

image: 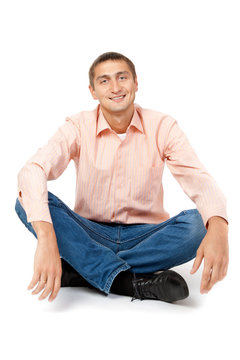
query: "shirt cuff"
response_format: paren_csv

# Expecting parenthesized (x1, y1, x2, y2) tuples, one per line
(201, 209, 228, 229)
(19, 195, 53, 224)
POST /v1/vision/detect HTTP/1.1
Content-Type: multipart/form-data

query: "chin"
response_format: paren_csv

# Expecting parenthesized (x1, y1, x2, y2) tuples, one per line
(111, 104, 128, 111)
(111, 102, 131, 111)
(101, 98, 134, 113)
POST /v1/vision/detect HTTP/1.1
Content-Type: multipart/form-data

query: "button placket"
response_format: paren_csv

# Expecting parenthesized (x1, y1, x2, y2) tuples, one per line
(114, 144, 125, 222)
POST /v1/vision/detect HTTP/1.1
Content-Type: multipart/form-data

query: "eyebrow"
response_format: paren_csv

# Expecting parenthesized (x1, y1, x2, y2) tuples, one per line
(96, 71, 130, 82)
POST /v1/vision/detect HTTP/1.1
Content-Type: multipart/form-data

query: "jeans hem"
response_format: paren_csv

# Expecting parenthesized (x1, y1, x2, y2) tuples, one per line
(104, 263, 131, 294)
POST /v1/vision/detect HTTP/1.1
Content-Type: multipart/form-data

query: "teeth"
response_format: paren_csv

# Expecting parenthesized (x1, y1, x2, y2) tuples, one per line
(111, 96, 124, 100)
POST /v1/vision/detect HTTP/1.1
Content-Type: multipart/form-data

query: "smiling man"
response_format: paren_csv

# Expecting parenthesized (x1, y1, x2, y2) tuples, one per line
(15, 52, 229, 304)
(89, 60, 138, 134)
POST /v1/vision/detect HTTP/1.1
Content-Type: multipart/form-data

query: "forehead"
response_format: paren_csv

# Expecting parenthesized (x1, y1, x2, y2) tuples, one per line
(94, 60, 131, 80)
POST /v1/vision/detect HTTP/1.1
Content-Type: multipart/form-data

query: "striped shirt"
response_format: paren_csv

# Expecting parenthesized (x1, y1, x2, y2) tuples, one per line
(17, 103, 228, 228)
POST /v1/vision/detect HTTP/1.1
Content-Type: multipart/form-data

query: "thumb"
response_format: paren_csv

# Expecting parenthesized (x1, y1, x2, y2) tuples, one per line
(190, 250, 203, 274)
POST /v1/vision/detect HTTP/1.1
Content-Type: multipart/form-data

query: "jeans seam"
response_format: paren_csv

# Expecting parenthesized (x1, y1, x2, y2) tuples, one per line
(50, 195, 117, 243)
(104, 263, 131, 294)
(117, 212, 187, 254)
(119, 212, 182, 245)
(57, 201, 162, 244)
(60, 255, 102, 290)
(51, 192, 189, 243)
(57, 203, 116, 251)
(52, 192, 194, 243)
(16, 196, 126, 293)
(127, 210, 190, 240)
(167, 254, 197, 269)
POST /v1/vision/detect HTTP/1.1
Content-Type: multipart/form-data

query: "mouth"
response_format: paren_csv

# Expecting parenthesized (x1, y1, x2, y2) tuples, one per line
(109, 95, 126, 102)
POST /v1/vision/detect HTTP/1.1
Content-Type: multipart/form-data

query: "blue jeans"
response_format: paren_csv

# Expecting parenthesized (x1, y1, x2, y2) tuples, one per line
(15, 191, 207, 295)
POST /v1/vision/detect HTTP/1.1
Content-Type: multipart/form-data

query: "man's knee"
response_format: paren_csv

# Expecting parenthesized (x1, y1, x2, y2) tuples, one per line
(186, 209, 207, 246)
(176, 209, 206, 245)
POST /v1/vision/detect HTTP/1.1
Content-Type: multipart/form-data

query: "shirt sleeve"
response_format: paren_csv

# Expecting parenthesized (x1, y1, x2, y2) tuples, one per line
(17, 117, 81, 224)
(162, 116, 228, 229)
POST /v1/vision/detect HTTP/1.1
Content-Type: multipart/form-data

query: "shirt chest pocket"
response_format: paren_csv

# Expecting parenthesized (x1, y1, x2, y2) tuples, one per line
(129, 165, 161, 205)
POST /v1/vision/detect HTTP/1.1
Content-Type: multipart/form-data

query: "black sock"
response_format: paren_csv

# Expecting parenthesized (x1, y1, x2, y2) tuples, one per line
(110, 270, 135, 297)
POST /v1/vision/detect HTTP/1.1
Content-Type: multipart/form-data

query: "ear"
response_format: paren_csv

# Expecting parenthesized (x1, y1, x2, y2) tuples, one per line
(89, 84, 98, 100)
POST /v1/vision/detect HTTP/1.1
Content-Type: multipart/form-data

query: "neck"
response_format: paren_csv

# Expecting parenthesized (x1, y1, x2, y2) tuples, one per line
(101, 104, 135, 134)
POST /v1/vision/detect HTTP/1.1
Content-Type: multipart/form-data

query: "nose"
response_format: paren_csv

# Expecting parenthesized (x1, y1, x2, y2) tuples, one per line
(110, 79, 121, 93)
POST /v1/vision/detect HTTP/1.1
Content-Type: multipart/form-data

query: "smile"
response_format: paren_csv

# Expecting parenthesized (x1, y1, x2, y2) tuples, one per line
(109, 95, 126, 102)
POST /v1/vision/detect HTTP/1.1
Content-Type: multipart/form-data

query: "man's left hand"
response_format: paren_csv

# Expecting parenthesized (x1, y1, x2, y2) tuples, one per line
(190, 216, 229, 294)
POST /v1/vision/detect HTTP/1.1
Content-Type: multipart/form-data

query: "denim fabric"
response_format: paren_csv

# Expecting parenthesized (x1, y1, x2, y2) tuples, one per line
(15, 191, 207, 295)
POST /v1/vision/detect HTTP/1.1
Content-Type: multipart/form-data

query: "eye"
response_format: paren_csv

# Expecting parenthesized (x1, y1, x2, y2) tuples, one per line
(119, 76, 127, 80)
(101, 79, 108, 84)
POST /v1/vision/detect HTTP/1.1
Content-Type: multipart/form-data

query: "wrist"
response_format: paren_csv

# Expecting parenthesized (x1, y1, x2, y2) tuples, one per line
(32, 221, 56, 240)
(207, 216, 228, 231)
(37, 234, 59, 254)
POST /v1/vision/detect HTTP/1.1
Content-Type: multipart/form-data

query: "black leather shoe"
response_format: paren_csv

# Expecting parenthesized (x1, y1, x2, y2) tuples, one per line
(131, 270, 189, 303)
(60, 258, 94, 289)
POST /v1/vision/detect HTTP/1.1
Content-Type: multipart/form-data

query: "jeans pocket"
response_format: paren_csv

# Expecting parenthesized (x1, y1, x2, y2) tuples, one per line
(174, 210, 188, 223)
(175, 209, 199, 224)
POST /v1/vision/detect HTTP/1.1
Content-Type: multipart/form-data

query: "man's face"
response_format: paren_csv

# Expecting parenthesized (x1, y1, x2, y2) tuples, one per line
(89, 60, 138, 114)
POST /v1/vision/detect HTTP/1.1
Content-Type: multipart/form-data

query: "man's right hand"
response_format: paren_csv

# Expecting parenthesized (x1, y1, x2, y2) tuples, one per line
(28, 221, 62, 302)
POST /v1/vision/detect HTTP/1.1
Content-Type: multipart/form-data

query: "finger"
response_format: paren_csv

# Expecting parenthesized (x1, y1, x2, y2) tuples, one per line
(38, 276, 54, 301)
(223, 264, 228, 278)
(206, 264, 220, 292)
(190, 251, 203, 274)
(31, 277, 47, 295)
(219, 263, 228, 281)
(200, 262, 212, 293)
(48, 276, 61, 302)
(27, 272, 41, 290)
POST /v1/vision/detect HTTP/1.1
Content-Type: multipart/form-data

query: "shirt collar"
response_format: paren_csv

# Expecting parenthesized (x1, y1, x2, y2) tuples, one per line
(96, 103, 144, 136)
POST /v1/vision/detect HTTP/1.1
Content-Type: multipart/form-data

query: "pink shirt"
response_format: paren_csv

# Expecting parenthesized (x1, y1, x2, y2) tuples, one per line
(17, 103, 228, 228)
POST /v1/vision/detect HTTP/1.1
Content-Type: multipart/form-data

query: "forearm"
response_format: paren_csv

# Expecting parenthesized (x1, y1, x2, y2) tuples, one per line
(29, 221, 62, 302)
(32, 221, 58, 245)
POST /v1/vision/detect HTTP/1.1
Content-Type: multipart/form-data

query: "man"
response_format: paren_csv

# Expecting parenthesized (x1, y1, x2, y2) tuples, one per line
(15, 51, 229, 304)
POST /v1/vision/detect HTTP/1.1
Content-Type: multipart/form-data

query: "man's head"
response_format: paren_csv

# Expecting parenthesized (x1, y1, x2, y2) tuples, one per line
(89, 52, 137, 90)
(88, 52, 138, 116)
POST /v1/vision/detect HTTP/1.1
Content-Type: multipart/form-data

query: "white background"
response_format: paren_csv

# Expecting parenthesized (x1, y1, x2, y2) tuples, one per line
(1, 0, 239, 359)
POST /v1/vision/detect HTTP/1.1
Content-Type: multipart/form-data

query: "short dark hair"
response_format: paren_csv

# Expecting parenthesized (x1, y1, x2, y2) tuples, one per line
(89, 51, 137, 89)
